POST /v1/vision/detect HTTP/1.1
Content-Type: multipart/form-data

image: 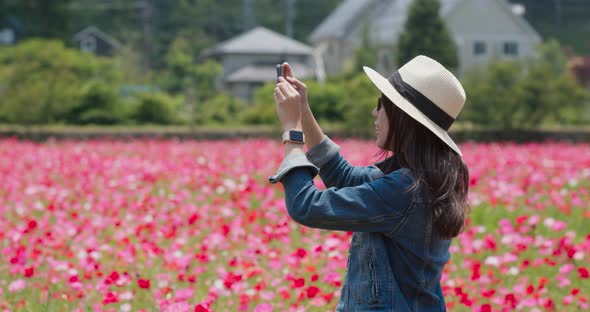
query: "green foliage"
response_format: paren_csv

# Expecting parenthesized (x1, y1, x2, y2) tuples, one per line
(161, 37, 221, 96)
(351, 23, 379, 72)
(243, 83, 281, 126)
(133, 93, 182, 125)
(396, 0, 458, 70)
(66, 82, 124, 125)
(0, 39, 121, 124)
(342, 73, 380, 133)
(243, 73, 379, 132)
(461, 40, 589, 128)
(194, 93, 247, 126)
(461, 61, 525, 128)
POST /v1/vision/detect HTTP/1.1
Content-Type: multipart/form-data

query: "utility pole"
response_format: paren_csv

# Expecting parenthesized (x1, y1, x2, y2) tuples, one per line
(139, 0, 153, 71)
(242, 0, 256, 31)
(284, 0, 296, 37)
(554, 0, 563, 26)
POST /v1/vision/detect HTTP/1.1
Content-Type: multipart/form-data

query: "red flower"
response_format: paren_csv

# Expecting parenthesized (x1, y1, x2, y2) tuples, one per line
(194, 304, 209, 312)
(578, 267, 589, 279)
(311, 274, 319, 282)
(293, 278, 305, 288)
(102, 291, 119, 305)
(109, 271, 120, 281)
(543, 298, 554, 309)
(306, 286, 320, 298)
(471, 262, 481, 281)
(24, 267, 34, 278)
(295, 248, 307, 258)
(480, 304, 492, 312)
(505, 293, 517, 308)
(482, 289, 496, 298)
(526, 285, 535, 294)
(138, 278, 151, 289)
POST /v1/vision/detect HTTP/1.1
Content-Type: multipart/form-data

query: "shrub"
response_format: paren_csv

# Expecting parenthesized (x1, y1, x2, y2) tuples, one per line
(66, 82, 126, 125)
(133, 93, 181, 125)
(461, 40, 589, 128)
(0, 39, 121, 124)
(194, 93, 247, 126)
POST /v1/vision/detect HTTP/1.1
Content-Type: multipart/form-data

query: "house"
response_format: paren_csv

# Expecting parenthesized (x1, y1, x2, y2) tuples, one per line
(310, 0, 542, 76)
(569, 56, 590, 91)
(72, 26, 122, 57)
(200, 26, 317, 103)
(0, 16, 23, 45)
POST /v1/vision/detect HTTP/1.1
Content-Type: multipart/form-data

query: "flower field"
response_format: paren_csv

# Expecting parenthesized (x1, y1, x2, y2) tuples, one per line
(0, 138, 589, 312)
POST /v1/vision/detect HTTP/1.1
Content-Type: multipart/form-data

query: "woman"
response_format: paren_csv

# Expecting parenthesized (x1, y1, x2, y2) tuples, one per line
(269, 55, 470, 311)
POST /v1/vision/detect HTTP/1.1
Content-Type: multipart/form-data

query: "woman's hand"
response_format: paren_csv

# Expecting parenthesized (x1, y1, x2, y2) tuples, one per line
(282, 63, 308, 107)
(274, 76, 302, 131)
(280, 62, 325, 149)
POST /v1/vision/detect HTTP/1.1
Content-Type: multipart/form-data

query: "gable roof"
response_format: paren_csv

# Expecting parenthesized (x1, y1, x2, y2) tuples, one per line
(72, 26, 122, 49)
(492, 0, 542, 42)
(203, 26, 313, 57)
(309, 0, 375, 43)
(310, 0, 539, 45)
(310, 0, 461, 43)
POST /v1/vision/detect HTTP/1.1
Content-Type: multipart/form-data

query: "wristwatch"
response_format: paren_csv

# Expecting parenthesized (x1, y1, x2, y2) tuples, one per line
(282, 129, 305, 144)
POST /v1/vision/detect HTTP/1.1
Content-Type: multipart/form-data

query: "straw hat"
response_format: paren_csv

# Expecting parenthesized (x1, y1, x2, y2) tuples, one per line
(363, 55, 466, 156)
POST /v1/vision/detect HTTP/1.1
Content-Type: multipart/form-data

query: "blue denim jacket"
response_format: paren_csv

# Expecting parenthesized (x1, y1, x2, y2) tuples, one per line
(270, 136, 451, 312)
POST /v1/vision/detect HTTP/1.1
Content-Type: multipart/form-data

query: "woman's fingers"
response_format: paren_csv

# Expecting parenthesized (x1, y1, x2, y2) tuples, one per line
(274, 86, 286, 102)
(286, 76, 306, 90)
(282, 62, 294, 78)
(277, 78, 299, 97)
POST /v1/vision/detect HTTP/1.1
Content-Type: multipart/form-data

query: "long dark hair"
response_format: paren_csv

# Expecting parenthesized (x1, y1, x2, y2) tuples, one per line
(377, 94, 470, 239)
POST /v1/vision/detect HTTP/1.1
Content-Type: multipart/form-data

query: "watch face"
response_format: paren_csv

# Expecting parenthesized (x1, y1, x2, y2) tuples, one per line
(290, 130, 304, 142)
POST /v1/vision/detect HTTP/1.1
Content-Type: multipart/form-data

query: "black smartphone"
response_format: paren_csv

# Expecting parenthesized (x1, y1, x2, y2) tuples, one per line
(276, 64, 283, 82)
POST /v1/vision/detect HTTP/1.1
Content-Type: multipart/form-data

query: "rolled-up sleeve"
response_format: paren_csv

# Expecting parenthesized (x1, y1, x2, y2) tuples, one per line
(306, 135, 383, 188)
(280, 168, 415, 235)
(268, 152, 319, 184)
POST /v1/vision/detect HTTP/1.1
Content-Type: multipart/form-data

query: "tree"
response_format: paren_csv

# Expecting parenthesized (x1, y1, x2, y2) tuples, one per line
(0, 39, 121, 124)
(396, 0, 458, 70)
(461, 40, 589, 129)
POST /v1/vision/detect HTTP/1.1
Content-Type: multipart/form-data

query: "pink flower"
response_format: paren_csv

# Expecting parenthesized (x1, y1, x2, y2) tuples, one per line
(559, 264, 575, 275)
(8, 279, 26, 292)
(253, 303, 273, 312)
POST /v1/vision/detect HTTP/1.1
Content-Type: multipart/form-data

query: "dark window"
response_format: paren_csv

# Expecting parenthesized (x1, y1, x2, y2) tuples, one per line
(473, 41, 486, 55)
(504, 42, 518, 56)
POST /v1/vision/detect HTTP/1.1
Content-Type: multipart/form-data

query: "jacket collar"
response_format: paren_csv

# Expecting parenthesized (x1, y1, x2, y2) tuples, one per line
(375, 154, 402, 172)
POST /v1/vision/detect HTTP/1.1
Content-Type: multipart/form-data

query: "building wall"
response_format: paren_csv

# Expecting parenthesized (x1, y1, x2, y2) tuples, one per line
(447, 0, 541, 74)
(314, 0, 542, 77)
(316, 38, 355, 76)
(221, 53, 311, 78)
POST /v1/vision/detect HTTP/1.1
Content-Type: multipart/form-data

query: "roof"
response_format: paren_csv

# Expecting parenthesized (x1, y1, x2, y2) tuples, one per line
(72, 26, 123, 49)
(203, 26, 313, 57)
(309, 0, 538, 44)
(370, 0, 461, 44)
(309, 0, 375, 43)
(227, 62, 313, 83)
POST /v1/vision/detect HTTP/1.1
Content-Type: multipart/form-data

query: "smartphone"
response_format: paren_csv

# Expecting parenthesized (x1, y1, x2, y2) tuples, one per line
(276, 64, 283, 82)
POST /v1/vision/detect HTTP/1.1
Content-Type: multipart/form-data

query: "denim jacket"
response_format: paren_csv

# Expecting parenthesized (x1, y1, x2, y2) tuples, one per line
(269, 136, 451, 312)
